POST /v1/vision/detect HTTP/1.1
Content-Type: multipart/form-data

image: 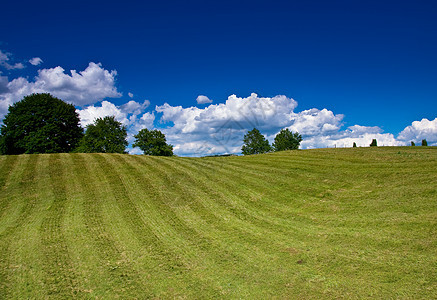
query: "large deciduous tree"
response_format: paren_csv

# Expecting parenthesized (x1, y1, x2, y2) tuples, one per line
(241, 128, 271, 155)
(133, 128, 173, 156)
(272, 128, 302, 151)
(76, 116, 128, 153)
(0, 93, 83, 154)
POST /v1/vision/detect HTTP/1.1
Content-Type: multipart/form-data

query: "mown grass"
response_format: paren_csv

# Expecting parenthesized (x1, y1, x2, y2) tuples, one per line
(0, 147, 436, 299)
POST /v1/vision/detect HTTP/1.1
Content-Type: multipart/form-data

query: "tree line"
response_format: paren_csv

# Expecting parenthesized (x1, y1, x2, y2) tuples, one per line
(1, 93, 427, 156)
(0, 94, 173, 156)
(0, 93, 304, 156)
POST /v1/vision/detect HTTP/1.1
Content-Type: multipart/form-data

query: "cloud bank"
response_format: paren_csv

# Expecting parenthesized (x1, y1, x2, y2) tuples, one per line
(154, 94, 436, 156)
(0, 50, 435, 156)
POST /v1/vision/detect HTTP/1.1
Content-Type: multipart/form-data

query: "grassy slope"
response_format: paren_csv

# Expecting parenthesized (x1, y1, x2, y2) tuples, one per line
(0, 147, 436, 299)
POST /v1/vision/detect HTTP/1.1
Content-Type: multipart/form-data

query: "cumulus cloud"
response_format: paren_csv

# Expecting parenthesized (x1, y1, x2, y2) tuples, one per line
(196, 95, 213, 104)
(286, 108, 344, 136)
(77, 99, 151, 127)
(128, 92, 134, 98)
(398, 118, 437, 145)
(156, 93, 298, 156)
(0, 62, 122, 119)
(29, 57, 43, 66)
(33, 62, 121, 105)
(0, 50, 25, 70)
(78, 101, 128, 127)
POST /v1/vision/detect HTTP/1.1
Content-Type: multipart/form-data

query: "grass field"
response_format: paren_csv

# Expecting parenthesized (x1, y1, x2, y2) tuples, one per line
(0, 147, 436, 299)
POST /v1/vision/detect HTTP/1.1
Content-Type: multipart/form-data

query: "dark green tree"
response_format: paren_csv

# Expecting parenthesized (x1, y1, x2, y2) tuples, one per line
(272, 128, 302, 151)
(76, 116, 128, 153)
(370, 139, 377, 147)
(133, 128, 173, 156)
(422, 139, 428, 146)
(411, 141, 415, 146)
(353, 142, 357, 148)
(241, 128, 271, 155)
(0, 93, 83, 154)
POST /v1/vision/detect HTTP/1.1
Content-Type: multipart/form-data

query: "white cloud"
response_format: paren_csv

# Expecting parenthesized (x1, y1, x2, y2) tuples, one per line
(29, 57, 43, 66)
(196, 95, 213, 104)
(77, 99, 151, 127)
(128, 92, 134, 98)
(34, 62, 121, 105)
(397, 118, 437, 145)
(77, 101, 128, 127)
(0, 62, 122, 119)
(121, 100, 150, 115)
(0, 50, 25, 70)
(286, 108, 344, 136)
(158, 93, 296, 134)
(156, 93, 298, 156)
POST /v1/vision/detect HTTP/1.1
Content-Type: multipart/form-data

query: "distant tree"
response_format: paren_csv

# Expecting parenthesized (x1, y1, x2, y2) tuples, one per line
(76, 116, 127, 153)
(133, 128, 173, 156)
(411, 141, 415, 146)
(272, 128, 302, 151)
(353, 142, 357, 148)
(370, 139, 377, 147)
(241, 128, 271, 155)
(422, 139, 428, 146)
(0, 93, 83, 154)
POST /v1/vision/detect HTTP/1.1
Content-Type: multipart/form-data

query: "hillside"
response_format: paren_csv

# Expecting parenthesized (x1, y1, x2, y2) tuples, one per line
(0, 147, 436, 298)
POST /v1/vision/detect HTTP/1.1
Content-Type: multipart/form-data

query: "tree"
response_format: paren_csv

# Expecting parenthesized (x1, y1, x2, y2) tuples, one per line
(411, 141, 415, 146)
(0, 93, 83, 154)
(76, 116, 128, 153)
(272, 128, 302, 151)
(353, 142, 357, 148)
(422, 139, 428, 146)
(370, 139, 377, 147)
(241, 128, 271, 155)
(133, 128, 173, 156)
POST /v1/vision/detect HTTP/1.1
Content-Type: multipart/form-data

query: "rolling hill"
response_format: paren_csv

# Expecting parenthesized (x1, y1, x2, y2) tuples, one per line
(0, 147, 436, 298)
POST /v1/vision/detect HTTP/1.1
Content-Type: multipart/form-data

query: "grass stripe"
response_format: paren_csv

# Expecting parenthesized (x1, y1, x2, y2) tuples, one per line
(38, 154, 78, 297)
(0, 155, 43, 298)
(0, 155, 19, 191)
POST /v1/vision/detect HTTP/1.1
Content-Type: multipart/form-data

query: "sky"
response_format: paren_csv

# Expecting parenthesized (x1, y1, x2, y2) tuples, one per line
(1, 0, 436, 155)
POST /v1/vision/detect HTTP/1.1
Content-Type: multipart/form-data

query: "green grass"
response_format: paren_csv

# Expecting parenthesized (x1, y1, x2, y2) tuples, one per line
(0, 147, 436, 299)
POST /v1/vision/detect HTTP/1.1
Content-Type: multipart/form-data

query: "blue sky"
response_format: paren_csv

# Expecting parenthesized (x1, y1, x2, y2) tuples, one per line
(1, 0, 436, 155)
